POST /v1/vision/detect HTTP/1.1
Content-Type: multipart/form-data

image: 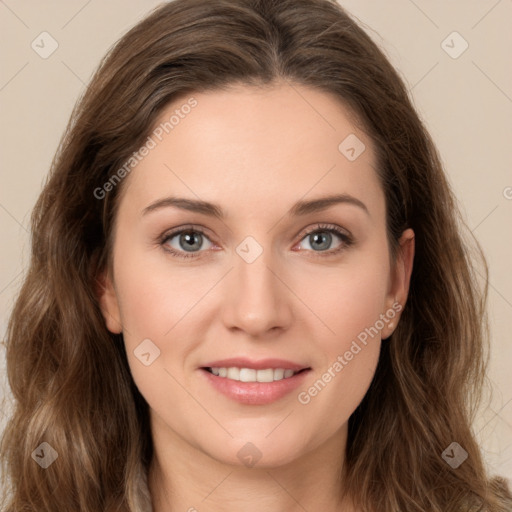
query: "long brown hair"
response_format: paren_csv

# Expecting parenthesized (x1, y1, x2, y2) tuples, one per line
(1, 0, 511, 510)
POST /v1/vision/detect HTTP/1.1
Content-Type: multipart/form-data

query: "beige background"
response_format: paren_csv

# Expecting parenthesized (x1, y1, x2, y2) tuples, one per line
(0, 0, 511, 484)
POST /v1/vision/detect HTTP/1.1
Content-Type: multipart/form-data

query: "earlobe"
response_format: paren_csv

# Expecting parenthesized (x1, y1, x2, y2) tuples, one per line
(95, 270, 123, 334)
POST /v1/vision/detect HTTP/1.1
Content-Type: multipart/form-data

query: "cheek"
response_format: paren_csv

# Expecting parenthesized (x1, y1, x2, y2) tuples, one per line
(304, 339, 381, 438)
(296, 268, 385, 434)
(113, 243, 210, 340)
(304, 251, 390, 351)
(297, 251, 388, 412)
(111, 245, 219, 394)
(112, 258, 199, 413)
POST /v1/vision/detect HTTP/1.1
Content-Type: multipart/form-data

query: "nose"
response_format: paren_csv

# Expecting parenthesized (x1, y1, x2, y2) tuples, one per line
(221, 245, 293, 338)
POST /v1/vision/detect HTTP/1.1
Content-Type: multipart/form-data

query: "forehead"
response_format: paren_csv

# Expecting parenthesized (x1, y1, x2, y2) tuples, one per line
(116, 82, 384, 224)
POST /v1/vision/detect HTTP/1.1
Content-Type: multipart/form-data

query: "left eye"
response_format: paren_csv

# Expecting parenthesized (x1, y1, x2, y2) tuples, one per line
(160, 224, 352, 259)
(297, 227, 348, 253)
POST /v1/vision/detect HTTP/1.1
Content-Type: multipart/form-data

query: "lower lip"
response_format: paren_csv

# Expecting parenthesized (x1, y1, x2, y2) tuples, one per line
(200, 368, 311, 405)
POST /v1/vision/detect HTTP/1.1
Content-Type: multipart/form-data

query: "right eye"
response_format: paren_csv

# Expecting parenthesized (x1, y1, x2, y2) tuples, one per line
(160, 227, 215, 259)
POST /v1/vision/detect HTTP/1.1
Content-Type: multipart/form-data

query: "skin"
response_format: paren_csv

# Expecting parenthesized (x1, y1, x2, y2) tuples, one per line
(98, 81, 414, 512)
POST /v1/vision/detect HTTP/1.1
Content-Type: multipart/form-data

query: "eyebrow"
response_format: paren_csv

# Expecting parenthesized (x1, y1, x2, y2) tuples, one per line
(141, 193, 369, 219)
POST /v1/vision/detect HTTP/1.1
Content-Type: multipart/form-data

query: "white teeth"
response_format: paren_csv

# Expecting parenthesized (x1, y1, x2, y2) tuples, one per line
(273, 368, 285, 380)
(208, 367, 301, 382)
(239, 368, 256, 382)
(255, 369, 274, 382)
(227, 367, 240, 380)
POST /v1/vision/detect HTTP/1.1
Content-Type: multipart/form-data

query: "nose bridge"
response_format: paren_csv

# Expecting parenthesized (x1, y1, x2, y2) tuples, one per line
(222, 234, 291, 335)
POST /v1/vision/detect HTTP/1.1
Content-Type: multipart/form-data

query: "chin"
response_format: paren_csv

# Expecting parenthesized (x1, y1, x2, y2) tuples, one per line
(199, 433, 310, 470)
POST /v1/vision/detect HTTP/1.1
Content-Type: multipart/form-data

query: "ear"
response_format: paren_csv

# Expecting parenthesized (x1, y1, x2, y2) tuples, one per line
(95, 269, 123, 334)
(382, 228, 415, 339)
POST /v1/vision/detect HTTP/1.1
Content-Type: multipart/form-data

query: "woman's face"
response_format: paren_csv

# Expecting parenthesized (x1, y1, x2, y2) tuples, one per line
(99, 82, 414, 468)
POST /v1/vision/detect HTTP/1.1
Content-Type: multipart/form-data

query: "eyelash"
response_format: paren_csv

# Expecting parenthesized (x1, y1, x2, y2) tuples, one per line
(159, 223, 354, 260)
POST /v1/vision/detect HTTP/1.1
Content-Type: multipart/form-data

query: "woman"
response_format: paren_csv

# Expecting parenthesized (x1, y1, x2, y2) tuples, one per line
(1, 0, 511, 510)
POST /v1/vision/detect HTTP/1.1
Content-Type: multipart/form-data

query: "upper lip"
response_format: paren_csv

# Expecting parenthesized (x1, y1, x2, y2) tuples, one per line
(201, 357, 310, 372)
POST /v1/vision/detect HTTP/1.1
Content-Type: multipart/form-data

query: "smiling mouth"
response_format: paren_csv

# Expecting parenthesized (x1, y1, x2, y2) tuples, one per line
(202, 367, 309, 383)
